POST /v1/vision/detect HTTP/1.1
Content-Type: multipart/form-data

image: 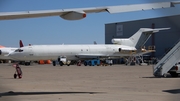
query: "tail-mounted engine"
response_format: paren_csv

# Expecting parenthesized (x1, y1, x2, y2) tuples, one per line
(118, 48, 137, 54)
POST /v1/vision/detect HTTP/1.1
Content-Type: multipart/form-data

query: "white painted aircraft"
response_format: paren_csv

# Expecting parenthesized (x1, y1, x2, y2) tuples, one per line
(0, 40, 32, 65)
(0, 45, 17, 61)
(0, 40, 24, 59)
(0, 1, 179, 20)
(8, 28, 169, 66)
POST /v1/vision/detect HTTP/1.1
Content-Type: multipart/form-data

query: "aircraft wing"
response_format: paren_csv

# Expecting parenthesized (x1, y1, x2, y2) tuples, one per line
(75, 49, 156, 59)
(75, 54, 109, 59)
(134, 50, 156, 56)
(0, 1, 179, 20)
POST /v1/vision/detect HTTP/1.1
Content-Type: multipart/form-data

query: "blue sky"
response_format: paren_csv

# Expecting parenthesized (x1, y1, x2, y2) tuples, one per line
(0, 0, 180, 47)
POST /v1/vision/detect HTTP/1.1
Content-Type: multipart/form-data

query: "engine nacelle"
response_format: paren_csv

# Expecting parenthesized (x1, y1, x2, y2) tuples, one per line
(60, 11, 86, 20)
(112, 39, 121, 44)
(111, 39, 134, 47)
(118, 48, 137, 54)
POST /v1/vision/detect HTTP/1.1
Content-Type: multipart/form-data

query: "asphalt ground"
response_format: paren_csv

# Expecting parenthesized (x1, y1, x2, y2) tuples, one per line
(0, 63, 180, 101)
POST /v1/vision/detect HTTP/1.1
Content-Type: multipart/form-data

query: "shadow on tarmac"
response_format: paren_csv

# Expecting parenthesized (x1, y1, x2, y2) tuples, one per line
(141, 76, 158, 78)
(163, 89, 180, 94)
(0, 91, 105, 97)
(141, 76, 179, 78)
(142, 75, 180, 78)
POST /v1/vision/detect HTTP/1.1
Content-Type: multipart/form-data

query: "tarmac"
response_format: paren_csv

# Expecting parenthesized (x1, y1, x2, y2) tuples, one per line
(0, 63, 180, 101)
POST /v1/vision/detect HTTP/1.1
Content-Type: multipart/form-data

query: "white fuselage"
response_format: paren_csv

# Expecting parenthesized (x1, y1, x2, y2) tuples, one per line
(8, 44, 136, 61)
(0, 47, 17, 60)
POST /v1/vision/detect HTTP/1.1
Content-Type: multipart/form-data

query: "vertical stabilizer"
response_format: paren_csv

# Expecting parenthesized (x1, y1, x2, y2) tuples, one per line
(19, 40, 24, 47)
(112, 28, 170, 49)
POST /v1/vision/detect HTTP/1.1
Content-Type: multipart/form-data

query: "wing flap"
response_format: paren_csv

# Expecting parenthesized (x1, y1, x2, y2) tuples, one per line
(107, 2, 171, 13)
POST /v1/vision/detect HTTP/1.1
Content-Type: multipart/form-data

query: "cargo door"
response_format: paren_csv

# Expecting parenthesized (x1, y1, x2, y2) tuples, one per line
(28, 46, 34, 56)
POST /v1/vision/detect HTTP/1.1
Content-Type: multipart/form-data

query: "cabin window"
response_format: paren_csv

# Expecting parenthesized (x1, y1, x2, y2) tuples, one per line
(15, 49, 23, 52)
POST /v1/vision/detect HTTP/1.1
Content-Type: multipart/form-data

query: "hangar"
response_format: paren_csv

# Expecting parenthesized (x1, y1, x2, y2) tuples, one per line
(105, 15, 180, 59)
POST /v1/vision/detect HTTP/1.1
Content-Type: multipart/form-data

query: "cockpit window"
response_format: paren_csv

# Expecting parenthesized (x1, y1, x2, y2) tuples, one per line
(15, 49, 23, 52)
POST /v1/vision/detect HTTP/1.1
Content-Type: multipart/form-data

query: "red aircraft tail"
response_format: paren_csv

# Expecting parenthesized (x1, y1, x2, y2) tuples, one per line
(19, 40, 24, 47)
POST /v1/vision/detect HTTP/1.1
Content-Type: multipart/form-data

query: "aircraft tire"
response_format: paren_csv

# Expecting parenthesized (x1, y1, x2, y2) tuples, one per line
(170, 73, 178, 77)
(84, 62, 87, 66)
(53, 61, 56, 66)
(88, 61, 92, 66)
(25, 62, 30, 66)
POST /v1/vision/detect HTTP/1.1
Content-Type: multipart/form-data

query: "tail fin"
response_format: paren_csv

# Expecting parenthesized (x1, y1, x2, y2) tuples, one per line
(19, 40, 24, 47)
(112, 28, 170, 49)
(19, 40, 32, 47)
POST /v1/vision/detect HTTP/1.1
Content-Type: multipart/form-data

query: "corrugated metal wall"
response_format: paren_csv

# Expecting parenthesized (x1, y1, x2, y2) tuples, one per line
(105, 15, 180, 58)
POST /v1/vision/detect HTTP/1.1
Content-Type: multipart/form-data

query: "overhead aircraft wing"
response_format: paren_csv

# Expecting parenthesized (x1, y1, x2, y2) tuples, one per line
(0, 1, 180, 20)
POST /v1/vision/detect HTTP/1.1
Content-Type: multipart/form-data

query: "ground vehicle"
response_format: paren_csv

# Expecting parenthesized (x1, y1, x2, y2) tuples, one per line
(139, 55, 152, 65)
(84, 59, 100, 66)
(168, 62, 180, 77)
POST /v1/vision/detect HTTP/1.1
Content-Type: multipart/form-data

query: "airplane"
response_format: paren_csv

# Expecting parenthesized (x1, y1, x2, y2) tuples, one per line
(0, 40, 33, 65)
(8, 28, 170, 66)
(0, 40, 52, 65)
(0, 40, 24, 63)
(0, 40, 24, 56)
(0, 1, 179, 20)
(0, 45, 17, 62)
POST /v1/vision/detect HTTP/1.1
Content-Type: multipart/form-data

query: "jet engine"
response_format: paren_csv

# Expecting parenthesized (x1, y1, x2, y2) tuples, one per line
(112, 39, 121, 44)
(118, 48, 137, 54)
(60, 11, 86, 20)
(112, 38, 135, 47)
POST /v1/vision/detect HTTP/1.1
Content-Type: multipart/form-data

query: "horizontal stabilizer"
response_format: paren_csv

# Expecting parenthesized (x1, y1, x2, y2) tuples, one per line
(141, 28, 170, 33)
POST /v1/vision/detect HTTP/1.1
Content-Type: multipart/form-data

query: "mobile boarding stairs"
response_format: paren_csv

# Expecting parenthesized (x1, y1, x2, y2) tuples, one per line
(153, 39, 180, 77)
